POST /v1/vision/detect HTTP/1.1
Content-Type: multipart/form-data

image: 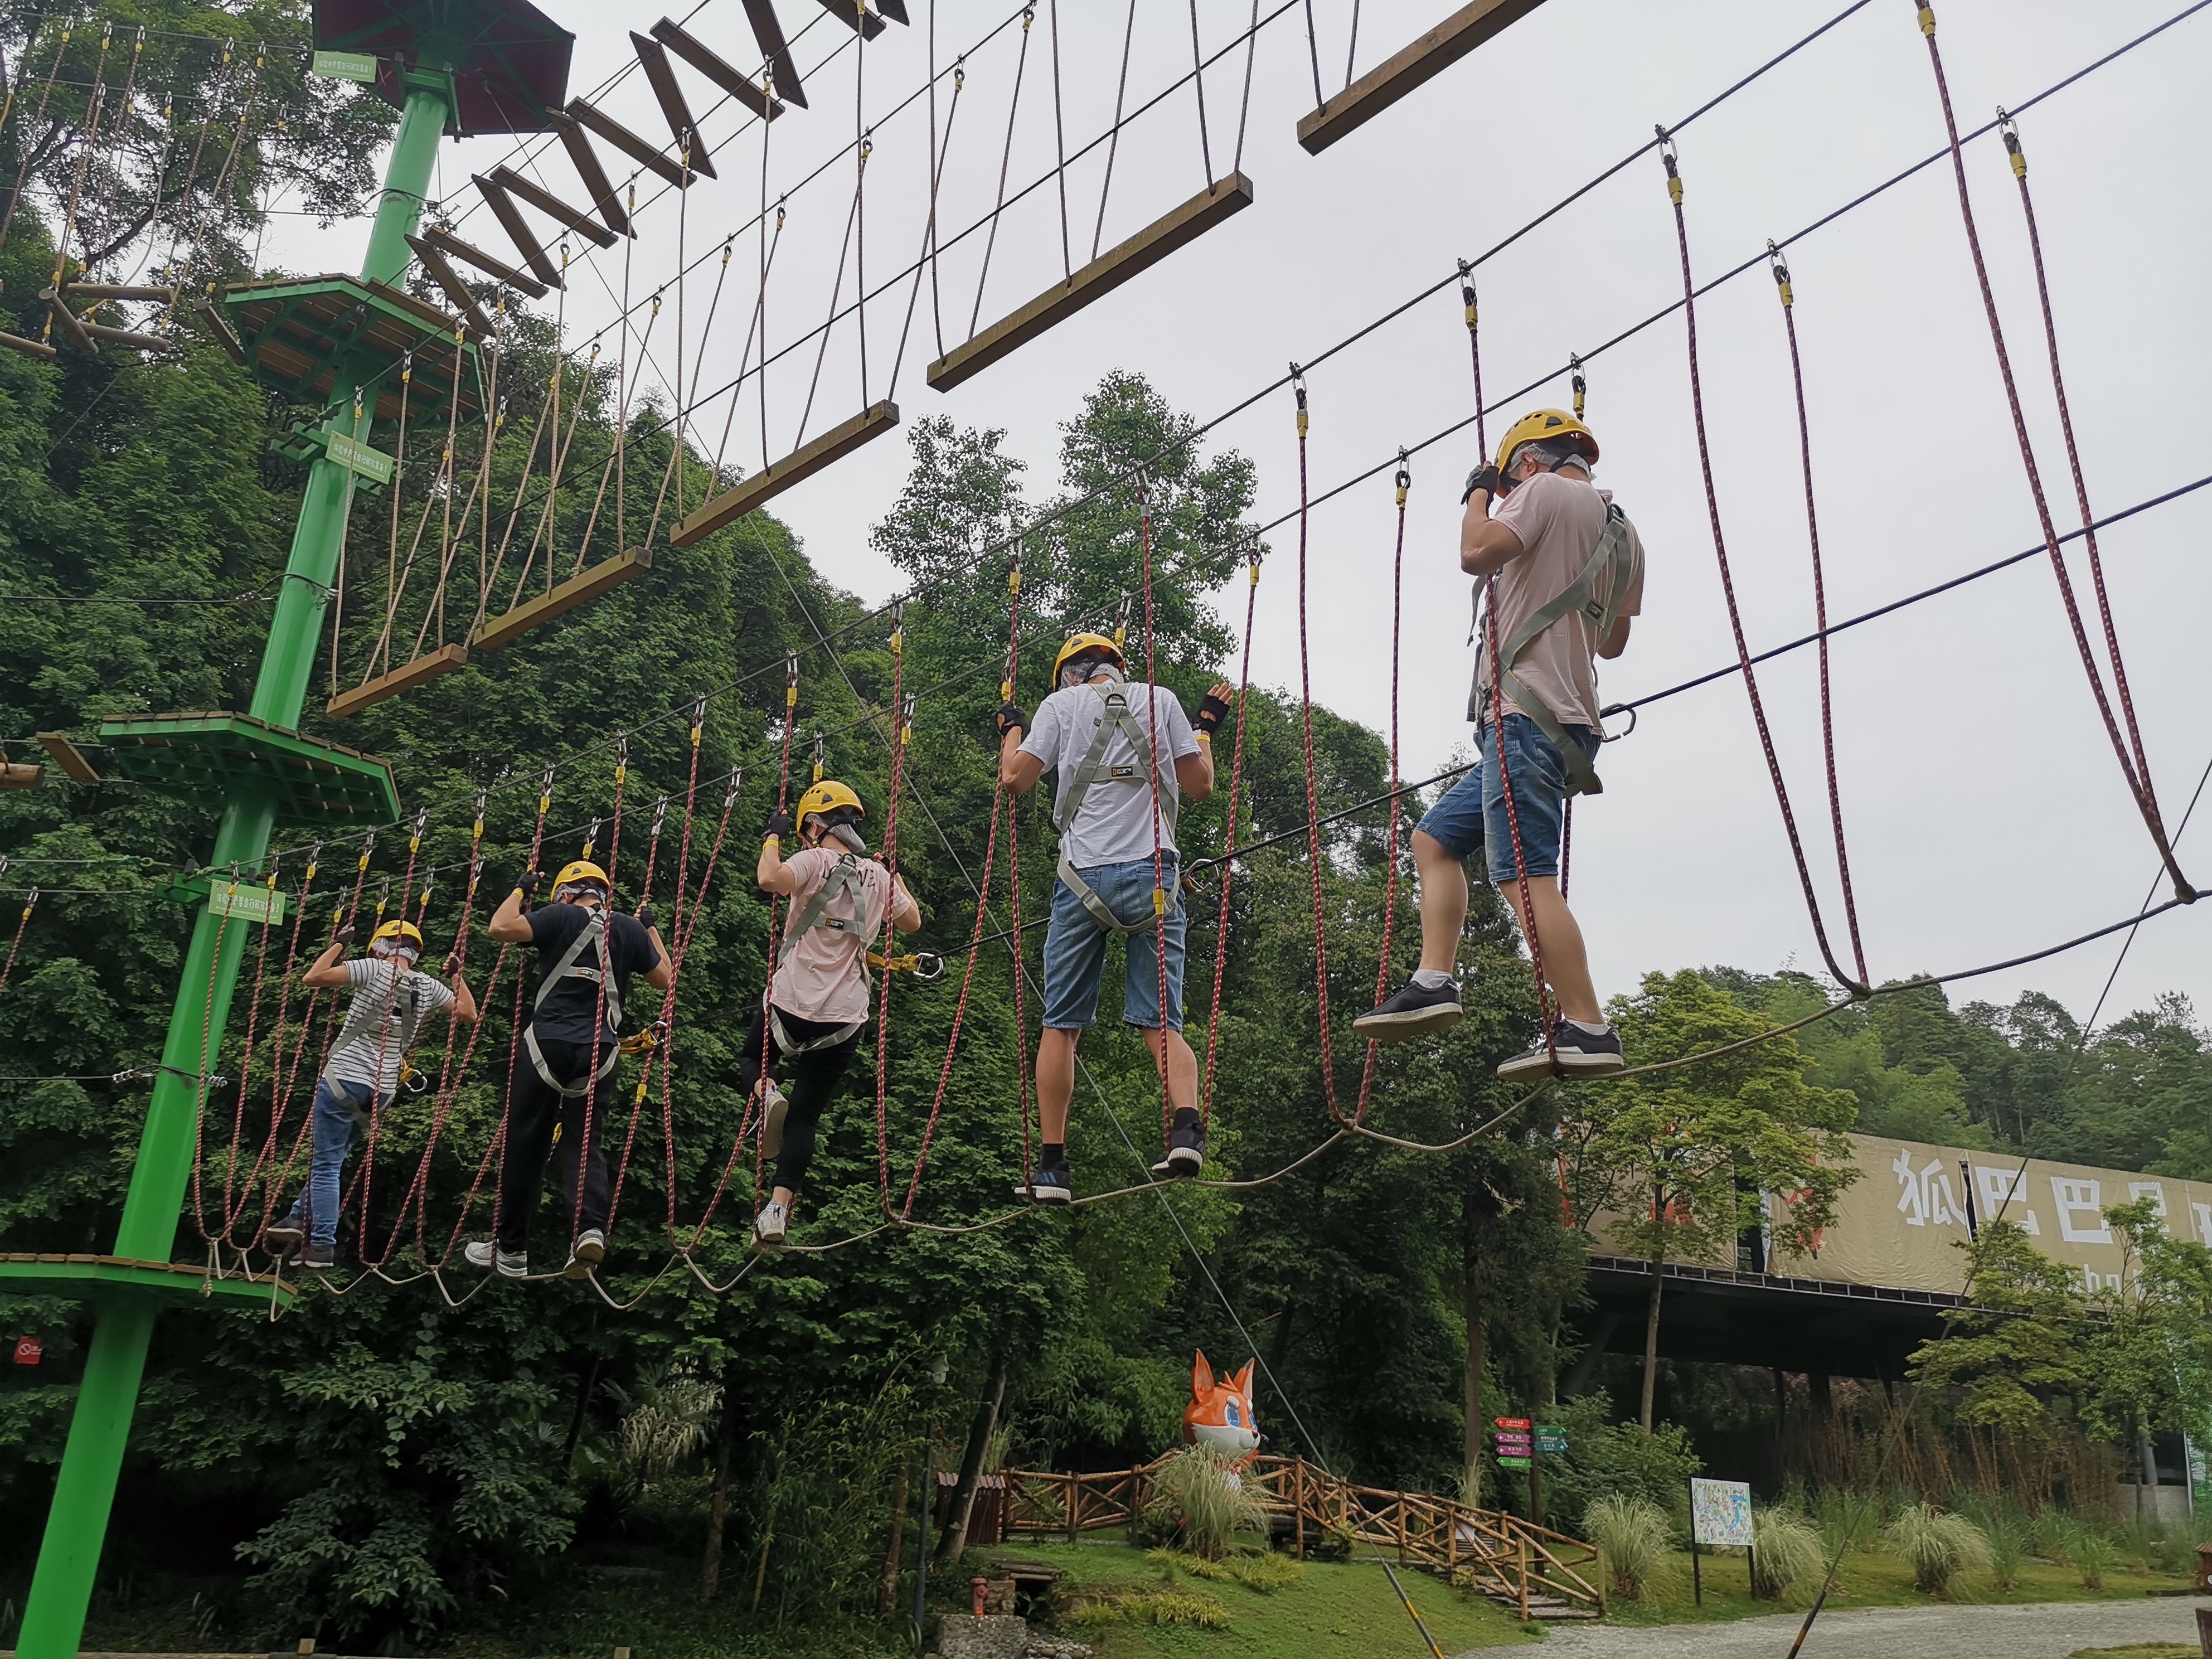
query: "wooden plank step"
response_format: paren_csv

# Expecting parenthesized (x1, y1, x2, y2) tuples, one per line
(326, 643, 468, 720)
(1297, 0, 1549, 155)
(672, 401, 898, 547)
(35, 732, 100, 782)
(473, 548, 654, 652)
(927, 174, 1251, 394)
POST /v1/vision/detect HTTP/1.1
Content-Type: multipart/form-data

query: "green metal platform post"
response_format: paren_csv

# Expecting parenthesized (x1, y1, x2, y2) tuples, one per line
(11, 69, 456, 1659)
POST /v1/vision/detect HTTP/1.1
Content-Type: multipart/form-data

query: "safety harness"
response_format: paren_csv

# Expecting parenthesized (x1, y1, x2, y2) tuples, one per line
(1054, 677, 1178, 934)
(1467, 500, 1642, 797)
(321, 959, 428, 1107)
(769, 851, 876, 1052)
(525, 906, 624, 1097)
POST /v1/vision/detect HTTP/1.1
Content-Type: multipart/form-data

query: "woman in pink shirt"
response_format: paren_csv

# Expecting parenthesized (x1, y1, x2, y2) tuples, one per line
(746, 779, 921, 1246)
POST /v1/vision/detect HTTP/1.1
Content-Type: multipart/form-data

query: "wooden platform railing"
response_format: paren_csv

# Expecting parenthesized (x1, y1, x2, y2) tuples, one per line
(1001, 1453, 1603, 1617)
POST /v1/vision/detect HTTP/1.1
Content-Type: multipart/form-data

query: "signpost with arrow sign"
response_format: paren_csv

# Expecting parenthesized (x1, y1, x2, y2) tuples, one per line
(1491, 1418, 1568, 1526)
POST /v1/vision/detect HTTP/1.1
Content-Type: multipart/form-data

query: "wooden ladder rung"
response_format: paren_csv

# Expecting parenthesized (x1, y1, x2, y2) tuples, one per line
(62, 282, 177, 303)
(673, 401, 898, 547)
(0, 329, 56, 360)
(650, 17, 782, 121)
(630, 32, 717, 178)
(1, 760, 43, 788)
(487, 164, 622, 248)
(1296, 0, 1549, 155)
(187, 298, 245, 365)
(420, 225, 549, 300)
(35, 732, 100, 782)
(326, 643, 468, 720)
(566, 97, 687, 190)
(473, 548, 655, 653)
(927, 174, 1252, 393)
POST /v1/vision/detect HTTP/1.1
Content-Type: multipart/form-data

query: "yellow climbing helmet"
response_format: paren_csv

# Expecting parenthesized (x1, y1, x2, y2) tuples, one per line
(795, 780, 864, 825)
(1495, 408, 1599, 479)
(1053, 632, 1124, 683)
(371, 919, 424, 954)
(553, 858, 610, 895)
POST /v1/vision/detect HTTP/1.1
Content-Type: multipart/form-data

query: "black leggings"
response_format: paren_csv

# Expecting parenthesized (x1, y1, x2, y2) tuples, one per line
(737, 1003, 860, 1197)
(497, 1032, 617, 1254)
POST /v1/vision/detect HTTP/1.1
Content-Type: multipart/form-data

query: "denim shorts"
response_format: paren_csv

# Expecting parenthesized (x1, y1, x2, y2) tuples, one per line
(1041, 855, 1186, 1031)
(1415, 714, 1598, 884)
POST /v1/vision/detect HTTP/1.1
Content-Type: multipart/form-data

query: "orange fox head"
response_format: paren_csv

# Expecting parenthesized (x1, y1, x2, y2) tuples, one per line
(1182, 1350, 1259, 1456)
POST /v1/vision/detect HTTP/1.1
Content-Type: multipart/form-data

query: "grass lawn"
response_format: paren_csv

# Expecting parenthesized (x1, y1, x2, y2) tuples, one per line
(1006, 1537, 1542, 1657)
(1600, 1546, 2197, 1626)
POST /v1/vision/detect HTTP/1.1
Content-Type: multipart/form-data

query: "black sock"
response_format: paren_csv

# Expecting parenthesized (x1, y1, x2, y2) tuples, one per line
(1042, 1141, 1066, 1167)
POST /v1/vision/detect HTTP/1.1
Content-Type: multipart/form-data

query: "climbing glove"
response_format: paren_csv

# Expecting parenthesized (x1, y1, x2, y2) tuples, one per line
(516, 870, 541, 898)
(331, 924, 357, 946)
(764, 809, 795, 841)
(1462, 464, 1502, 504)
(997, 701, 1029, 738)
(1195, 687, 1234, 735)
(636, 901, 657, 933)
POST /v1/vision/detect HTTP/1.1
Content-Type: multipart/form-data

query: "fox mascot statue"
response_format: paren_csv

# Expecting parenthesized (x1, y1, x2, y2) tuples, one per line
(1183, 1350, 1260, 1461)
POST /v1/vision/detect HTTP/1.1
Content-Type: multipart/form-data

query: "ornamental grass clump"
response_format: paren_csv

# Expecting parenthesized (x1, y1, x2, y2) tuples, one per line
(1066, 1589, 1230, 1629)
(1884, 1502, 1993, 1596)
(1145, 1447, 1268, 1561)
(1583, 1495, 1679, 1602)
(2067, 1519, 2118, 1592)
(1750, 1508, 1825, 1605)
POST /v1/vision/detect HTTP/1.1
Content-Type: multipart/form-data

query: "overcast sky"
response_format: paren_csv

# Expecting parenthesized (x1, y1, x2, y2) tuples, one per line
(273, 0, 2211, 1031)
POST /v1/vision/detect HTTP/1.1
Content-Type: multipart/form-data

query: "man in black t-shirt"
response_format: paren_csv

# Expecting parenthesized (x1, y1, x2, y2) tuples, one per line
(469, 857, 671, 1278)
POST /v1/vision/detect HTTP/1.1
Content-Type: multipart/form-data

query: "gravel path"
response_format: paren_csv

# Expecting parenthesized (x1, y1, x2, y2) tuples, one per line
(1466, 1597, 2201, 1657)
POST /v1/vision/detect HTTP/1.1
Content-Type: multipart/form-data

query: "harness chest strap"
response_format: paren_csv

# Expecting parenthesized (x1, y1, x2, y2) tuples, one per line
(1056, 684, 1178, 935)
(525, 908, 625, 1095)
(777, 852, 870, 966)
(1472, 503, 1641, 799)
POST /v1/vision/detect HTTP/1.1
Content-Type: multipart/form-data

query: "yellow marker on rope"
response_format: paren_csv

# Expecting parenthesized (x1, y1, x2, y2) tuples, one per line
(1919, 4, 1936, 38)
(1153, 887, 1167, 918)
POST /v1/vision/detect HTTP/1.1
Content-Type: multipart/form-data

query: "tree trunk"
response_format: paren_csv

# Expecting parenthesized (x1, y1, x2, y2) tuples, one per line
(1464, 1173, 1504, 1496)
(939, 1350, 1008, 1563)
(1640, 1254, 1665, 1432)
(700, 1368, 743, 1602)
(878, 1447, 913, 1621)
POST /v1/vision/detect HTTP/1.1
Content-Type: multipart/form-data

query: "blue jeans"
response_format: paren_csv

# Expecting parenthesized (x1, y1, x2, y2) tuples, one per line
(1416, 714, 1599, 884)
(283, 1076, 381, 1246)
(1042, 856, 1186, 1031)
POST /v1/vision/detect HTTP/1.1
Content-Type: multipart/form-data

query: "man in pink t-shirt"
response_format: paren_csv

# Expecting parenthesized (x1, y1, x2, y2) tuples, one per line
(747, 778, 921, 1246)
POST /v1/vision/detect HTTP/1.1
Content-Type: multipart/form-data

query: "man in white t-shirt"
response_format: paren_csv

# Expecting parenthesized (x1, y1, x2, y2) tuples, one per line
(745, 778, 921, 1248)
(266, 918, 478, 1268)
(997, 631, 1234, 1202)
(1355, 408, 1645, 1081)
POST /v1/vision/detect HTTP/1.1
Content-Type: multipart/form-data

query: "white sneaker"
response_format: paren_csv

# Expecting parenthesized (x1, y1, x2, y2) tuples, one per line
(754, 1201, 789, 1249)
(564, 1228, 607, 1278)
(759, 1080, 789, 1162)
(465, 1239, 527, 1278)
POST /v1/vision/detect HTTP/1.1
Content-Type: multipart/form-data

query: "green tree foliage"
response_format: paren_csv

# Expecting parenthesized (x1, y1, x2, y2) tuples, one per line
(1909, 1218, 2092, 1436)
(1562, 969, 1858, 1429)
(2081, 1197, 2212, 1455)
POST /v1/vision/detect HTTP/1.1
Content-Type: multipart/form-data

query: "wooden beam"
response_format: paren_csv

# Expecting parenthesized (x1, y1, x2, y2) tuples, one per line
(473, 548, 656, 652)
(738, 0, 808, 109)
(672, 401, 898, 547)
(813, 0, 886, 40)
(487, 165, 620, 248)
(0, 329, 56, 361)
(45, 296, 97, 355)
(550, 113, 631, 236)
(566, 98, 688, 188)
(472, 173, 566, 290)
(630, 33, 717, 178)
(77, 320, 173, 352)
(35, 732, 100, 782)
(1, 760, 43, 789)
(421, 225, 549, 300)
(649, 17, 782, 123)
(877, 0, 908, 21)
(928, 174, 1253, 394)
(404, 235, 495, 337)
(325, 644, 468, 720)
(60, 282, 177, 303)
(1296, 0, 1548, 155)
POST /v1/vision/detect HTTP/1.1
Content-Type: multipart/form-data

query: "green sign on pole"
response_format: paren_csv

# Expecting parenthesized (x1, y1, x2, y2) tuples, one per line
(1496, 1456, 1532, 1470)
(312, 50, 377, 83)
(207, 882, 286, 927)
(325, 430, 395, 484)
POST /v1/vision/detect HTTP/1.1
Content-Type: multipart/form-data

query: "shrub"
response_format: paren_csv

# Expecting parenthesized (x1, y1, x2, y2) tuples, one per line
(1583, 1495, 1679, 1602)
(1812, 1488, 1882, 1555)
(1951, 1493, 2031, 1589)
(1226, 1551, 1303, 1592)
(2068, 1519, 2118, 1592)
(1751, 1508, 1825, 1605)
(1145, 1548, 1229, 1582)
(1884, 1503, 1993, 1596)
(1066, 1589, 1230, 1629)
(1144, 1447, 1269, 1561)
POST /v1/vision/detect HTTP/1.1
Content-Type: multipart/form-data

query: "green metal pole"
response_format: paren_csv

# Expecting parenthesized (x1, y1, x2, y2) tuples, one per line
(13, 72, 454, 1659)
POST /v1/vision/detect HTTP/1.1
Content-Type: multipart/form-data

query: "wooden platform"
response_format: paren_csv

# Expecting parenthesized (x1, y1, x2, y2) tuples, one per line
(473, 548, 655, 652)
(928, 174, 1251, 393)
(672, 402, 898, 547)
(326, 643, 468, 720)
(223, 274, 476, 423)
(1297, 0, 1549, 155)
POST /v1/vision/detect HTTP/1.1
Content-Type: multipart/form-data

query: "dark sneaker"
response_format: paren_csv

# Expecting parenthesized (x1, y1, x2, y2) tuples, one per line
(1014, 1162, 1073, 1205)
(1496, 1019, 1626, 1084)
(1152, 1113, 1206, 1179)
(299, 1241, 336, 1269)
(264, 1217, 305, 1252)
(1354, 978, 1464, 1044)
